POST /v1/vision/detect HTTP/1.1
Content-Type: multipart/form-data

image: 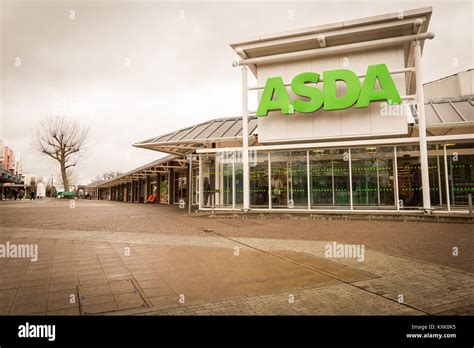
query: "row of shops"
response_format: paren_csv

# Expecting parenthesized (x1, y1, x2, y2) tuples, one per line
(0, 167, 25, 199)
(94, 7, 474, 213)
(95, 117, 473, 212)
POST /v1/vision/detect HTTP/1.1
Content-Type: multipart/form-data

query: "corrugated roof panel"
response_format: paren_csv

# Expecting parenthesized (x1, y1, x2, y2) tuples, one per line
(235, 117, 258, 136)
(137, 136, 157, 144)
(452, 101, 474, 121)
(135, 116, 259, 147)
(425, 104, 440, 124)
(166, 126, 195, 142)
(249, 118, 258, 133)
(433, 102, 463, 123)
(224, 119, 244, 137)
(154, 132, 176, 143)
(197, 120, 225, 139)
(180, 122, 211, 141)
(210, 119, 238, 138)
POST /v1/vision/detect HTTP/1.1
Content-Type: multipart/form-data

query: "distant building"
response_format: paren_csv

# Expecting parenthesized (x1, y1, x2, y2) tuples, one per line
(20, 172, 39, 195)
(85, 179, 107, 199)
(13, 153, 23, 176)
(424, 69, 473, 100)
(0, 141, 24, 199)
(0, 142, 16, 173)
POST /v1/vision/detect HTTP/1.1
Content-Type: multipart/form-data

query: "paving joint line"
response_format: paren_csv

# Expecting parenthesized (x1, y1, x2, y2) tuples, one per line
(201, 228, 429, 315)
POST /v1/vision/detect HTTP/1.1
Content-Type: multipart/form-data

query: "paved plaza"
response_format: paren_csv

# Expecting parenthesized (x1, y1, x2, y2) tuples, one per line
(0, 199, 473, 315)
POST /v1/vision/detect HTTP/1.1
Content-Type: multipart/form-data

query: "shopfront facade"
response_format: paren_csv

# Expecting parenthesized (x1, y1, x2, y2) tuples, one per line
(197, 139, 473, 212)
(97, 7, 473, 214)
(194, 7, 473, 213)
(96, 155, 197, 205)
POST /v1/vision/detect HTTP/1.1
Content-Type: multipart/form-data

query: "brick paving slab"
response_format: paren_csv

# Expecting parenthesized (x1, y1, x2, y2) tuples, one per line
(142, 284, 422, 316)
(0, 199, 473, 315)
(1, 199, 472, 272)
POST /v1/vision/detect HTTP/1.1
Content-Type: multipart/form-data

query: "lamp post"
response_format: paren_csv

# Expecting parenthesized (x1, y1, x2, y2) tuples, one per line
(50, 174, 54, 198)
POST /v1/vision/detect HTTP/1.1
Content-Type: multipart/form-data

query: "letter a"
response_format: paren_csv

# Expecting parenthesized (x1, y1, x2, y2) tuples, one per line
(256, 77, 292, 116)
(356, 64, 402, 107)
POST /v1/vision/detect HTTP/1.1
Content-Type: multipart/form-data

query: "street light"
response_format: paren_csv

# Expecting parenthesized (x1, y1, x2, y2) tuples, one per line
(50, 174, 54, 198)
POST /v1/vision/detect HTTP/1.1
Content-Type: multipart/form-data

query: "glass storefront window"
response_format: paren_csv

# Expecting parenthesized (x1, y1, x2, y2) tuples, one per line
(220, 155, 233, 208)
(396, 145, 422, 209)
(351, 146, 395, 209)
(446, 143, 474, 208)
(201, 155, 212, 207)
(309, 148, 350, 209)
(201, 153, 233, 208)
(270, 151, 308, 209)
(234, 151, 244, 208)
(428, 144, 446, 207)
(250, 152, 269, 208)
(198, 141, 474, 212)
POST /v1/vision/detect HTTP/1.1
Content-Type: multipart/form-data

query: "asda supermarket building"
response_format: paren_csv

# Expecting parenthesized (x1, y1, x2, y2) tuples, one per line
(96, 7, 474, 214)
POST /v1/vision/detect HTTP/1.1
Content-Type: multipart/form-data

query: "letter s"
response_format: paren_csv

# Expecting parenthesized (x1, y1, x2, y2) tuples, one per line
(291, 72, 323, 113)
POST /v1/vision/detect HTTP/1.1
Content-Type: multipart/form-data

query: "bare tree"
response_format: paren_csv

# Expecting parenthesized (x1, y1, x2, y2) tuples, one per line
(32, 116, 89, 192)
(56, 168, 79, 190)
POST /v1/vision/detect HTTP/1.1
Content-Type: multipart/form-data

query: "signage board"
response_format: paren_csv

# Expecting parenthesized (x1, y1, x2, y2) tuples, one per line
(256, 64, 401, 116)
(255, 46, 409, 143)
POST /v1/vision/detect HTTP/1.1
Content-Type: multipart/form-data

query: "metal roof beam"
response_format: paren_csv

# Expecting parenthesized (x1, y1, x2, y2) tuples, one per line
(233, 32, 434, 66)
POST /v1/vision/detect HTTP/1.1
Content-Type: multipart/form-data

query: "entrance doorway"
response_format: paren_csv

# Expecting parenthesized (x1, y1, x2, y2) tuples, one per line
(270, 151, 308, 209)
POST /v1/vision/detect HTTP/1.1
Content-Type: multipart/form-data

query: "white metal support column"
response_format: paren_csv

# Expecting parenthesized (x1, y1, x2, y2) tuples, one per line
(376, 158, 381, 205)
(188, 154, 192, 215)
(394, 146, 400, 211)
(331, 159, 335, 206)
(348, 149, 353, 210)
(443, 144, 451, 211)
(241, 65, 250, 211)
(436, 145, 443, 205)
(268, 152, 272, 209)
(414, 40, 431, 209)
(232, 153, 236, 210)
(198, 154, 203, 210)
(306, 150, 311, 210)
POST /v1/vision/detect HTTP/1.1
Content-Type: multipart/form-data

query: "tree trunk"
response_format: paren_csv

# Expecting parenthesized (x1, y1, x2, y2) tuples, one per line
(61, 165, 69, 192)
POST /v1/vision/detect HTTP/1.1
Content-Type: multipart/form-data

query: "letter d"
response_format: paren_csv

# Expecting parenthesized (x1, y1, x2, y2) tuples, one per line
(323, 69, 361, 111)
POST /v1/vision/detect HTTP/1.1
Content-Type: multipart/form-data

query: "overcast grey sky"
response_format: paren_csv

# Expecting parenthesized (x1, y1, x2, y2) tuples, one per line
(1, 0, 472, 185)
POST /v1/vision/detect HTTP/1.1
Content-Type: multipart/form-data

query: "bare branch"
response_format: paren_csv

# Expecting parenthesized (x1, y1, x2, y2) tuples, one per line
(31, 115, 90, 191)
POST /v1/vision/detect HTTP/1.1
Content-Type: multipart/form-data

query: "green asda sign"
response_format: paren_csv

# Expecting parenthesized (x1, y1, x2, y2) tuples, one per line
(256, 64, 401, 116)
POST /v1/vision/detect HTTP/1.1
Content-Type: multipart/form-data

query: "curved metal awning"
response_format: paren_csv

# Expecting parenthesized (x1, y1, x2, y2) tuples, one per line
(96, 154, 186, 188)
(132, 95, 473, 158)
(133, 116, 258, 155)
(412, 96, 474, 136)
